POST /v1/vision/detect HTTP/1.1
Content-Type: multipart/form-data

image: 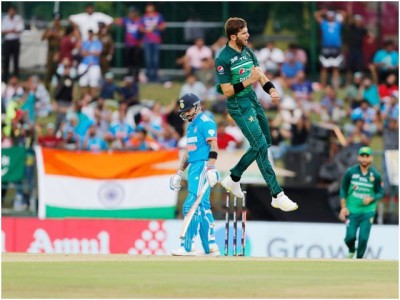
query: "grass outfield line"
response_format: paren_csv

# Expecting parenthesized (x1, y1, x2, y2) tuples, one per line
(2, 253, 399, 299)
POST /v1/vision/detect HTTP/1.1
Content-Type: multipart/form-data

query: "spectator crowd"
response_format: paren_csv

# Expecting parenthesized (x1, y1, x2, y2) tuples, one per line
(1, 4, 399, 212)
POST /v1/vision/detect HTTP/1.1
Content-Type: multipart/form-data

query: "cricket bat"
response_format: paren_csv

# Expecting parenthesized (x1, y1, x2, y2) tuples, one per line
(179, 181, 209, 239)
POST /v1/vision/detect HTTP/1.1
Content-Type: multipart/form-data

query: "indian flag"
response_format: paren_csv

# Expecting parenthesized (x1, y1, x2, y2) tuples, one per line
(35, 146, 179, 219)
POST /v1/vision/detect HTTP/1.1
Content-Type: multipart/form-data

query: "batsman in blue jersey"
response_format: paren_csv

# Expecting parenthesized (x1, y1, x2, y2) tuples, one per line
(170, 93, 220, 256)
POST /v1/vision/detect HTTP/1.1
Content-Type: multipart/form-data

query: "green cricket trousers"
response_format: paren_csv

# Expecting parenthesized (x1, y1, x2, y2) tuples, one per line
(226, 91, 282, 197)
(344, 211, 375, 258)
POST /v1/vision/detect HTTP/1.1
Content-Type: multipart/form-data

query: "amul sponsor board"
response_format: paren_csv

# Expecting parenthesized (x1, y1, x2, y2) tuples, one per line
(2, 218, 398, 259)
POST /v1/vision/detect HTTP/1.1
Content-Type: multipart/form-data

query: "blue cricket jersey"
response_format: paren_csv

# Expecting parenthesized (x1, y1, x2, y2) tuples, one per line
(186, 112, 217, 163)
(320, 20, 342, 48)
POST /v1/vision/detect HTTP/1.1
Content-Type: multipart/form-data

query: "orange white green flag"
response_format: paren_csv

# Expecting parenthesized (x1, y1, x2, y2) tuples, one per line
(35, 146, 179, 219)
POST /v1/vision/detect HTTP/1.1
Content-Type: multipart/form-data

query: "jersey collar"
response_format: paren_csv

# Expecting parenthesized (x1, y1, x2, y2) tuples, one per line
(226, 41, 247, 55)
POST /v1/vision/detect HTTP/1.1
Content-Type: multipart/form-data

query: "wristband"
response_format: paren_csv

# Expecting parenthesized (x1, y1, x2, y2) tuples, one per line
(233, 82, 245, 94)
(263, 81, 275, 94)
(177, 170, 183, 176)
(206, 165, 216, 170)
(208, 151, 218, 159)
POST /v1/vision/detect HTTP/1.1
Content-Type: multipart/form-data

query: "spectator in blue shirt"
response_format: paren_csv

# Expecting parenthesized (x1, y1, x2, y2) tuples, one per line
(120, 76, 139, 106)
(83, 124, 108, 151)
(100, 72, 121, 100)
(372, 40, 399, 83)
(78, 29, 103, 97)
(359, 76, 380, 109)
(291, 70, 314, 114)
(281, 51, 304, 88)
(109, 106, 135, 149)
(315, 9, 346, 89)
(380, 91, 399, 130)
(351, 99, 377, 135)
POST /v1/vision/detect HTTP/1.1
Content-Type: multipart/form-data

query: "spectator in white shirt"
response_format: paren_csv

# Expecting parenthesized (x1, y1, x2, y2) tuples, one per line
(177, 38, 213, 76)
(69, 3, 113, 40)
(179, 73, 207, 100)
(257, 41, 285, 75)
(1, 6, 25, 82)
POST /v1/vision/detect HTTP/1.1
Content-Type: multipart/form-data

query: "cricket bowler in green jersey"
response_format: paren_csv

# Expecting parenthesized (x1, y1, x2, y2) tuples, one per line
(215, 17, 297, 212)
(339, 146, 384, 259)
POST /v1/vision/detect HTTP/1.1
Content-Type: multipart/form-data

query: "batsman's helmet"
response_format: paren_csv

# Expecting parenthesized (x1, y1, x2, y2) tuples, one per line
(178, 93, 201, 121)
(178, 93, 201, 113)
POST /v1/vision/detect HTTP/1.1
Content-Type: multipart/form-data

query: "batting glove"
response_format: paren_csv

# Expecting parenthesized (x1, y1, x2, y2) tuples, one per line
(170, 170, 183, 191)
(206, 165, 219, 188)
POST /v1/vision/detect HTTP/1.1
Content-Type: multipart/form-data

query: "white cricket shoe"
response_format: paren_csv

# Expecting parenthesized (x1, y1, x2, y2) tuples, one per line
(171, 246, 198, 256)
(271, 192, 298, 212)
(221, 176, 244, 198)
(196, 244, 220, 257)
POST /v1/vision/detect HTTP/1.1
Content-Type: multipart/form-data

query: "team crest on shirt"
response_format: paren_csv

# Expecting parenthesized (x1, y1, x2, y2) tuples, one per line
(239, 68, 245, 75)
(217, 66, 224, 73)
(369, 173, 375, 182)
(208, 129, 215, 136)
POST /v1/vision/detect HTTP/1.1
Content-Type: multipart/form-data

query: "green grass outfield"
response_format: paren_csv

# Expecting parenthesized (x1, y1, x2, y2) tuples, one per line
(2, 254, 398, 299)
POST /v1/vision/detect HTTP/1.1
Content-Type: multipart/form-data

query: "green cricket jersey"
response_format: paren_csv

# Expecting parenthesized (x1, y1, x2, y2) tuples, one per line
(215, 44, 259, 98)
(339, 165, 384, 214)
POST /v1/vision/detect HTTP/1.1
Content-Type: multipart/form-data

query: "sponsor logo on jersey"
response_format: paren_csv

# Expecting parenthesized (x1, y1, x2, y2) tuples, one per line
(187, 137, 198, 143)
(230, 56, 238, 64)
(217, 65, 224, 73)
(239, 68, 245, 75)
(359, 177, 368, 183)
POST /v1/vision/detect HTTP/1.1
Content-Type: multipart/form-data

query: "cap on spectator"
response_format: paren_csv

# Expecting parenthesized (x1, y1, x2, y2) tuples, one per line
(105, 72, 114, 79)
(53, 12, 61, 19)
(326, 11, 335, 17)
(47, 123, 55, 129)
(140, 107, 152, 117)
(354, 14, 363, 21)
(354, 72, 363, 79)
(351, 109, 363, 121)
(358, 146, 372, 156)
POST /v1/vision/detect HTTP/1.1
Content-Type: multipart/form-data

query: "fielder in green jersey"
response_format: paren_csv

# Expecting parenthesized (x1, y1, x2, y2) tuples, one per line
(215, 17, 297, 212)
(339, 146, 384, 259)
